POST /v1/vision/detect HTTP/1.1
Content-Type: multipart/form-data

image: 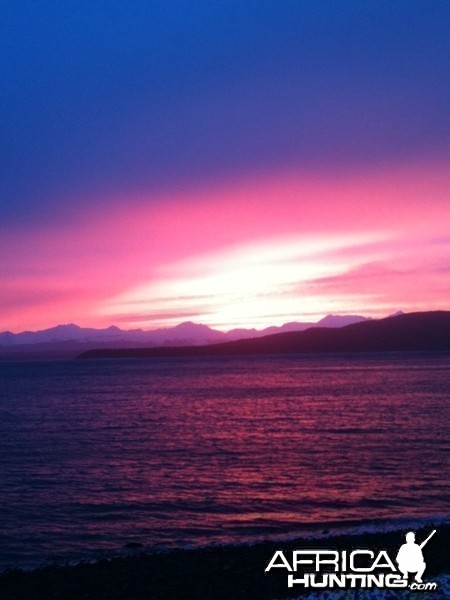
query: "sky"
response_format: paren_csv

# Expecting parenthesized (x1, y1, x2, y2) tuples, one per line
(1, 1, 449, 333)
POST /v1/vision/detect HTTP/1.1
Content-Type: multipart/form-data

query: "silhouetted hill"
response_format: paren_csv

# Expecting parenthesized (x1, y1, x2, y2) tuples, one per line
(78, 311, 450, 359)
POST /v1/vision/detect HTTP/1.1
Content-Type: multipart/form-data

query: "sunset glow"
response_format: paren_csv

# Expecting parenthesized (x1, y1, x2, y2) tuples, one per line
(1, 2, 449, 333)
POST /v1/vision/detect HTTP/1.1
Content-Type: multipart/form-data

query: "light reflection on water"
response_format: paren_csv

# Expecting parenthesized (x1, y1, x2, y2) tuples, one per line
(0, 353, 449, 569)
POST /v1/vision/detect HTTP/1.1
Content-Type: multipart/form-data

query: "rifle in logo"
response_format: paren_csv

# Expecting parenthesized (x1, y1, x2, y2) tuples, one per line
(396, 529, 436, 583)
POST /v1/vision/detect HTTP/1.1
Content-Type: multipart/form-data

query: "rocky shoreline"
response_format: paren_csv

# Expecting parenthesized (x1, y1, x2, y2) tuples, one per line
(0, 523, 448, 599)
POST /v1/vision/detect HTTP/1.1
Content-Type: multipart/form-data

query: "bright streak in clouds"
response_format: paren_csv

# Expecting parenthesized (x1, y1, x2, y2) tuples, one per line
(99, 232, 407, 330)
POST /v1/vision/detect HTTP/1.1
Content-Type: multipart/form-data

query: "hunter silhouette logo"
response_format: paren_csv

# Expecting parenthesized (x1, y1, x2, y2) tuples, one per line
(265, 529, 438, 591)
(396, 530, 435, 583)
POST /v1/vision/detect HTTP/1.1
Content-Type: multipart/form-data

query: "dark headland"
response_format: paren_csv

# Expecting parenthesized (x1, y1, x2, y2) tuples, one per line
(78, 311, 450, 360)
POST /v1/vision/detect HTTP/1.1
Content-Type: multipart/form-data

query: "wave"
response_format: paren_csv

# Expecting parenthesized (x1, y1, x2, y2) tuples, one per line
(3, 513, 448, 574)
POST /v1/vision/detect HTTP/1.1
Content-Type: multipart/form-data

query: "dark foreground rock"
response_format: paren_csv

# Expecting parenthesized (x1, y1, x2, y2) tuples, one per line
(0, 523, 448, 600)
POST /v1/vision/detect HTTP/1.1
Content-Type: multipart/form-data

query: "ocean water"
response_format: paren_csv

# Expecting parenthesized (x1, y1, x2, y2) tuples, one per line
(0, 353, 449, 571)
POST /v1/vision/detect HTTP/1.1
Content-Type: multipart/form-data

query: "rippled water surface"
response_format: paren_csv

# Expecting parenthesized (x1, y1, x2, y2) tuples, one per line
(0, 353, 449, 569)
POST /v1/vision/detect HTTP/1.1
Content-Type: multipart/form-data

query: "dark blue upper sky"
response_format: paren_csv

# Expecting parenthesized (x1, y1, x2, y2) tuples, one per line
(1, 0, 449, 224)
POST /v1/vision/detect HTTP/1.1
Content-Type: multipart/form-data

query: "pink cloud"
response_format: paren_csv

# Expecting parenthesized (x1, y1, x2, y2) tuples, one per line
(305, 239, 450, 315)
(1, 160, 449, 331)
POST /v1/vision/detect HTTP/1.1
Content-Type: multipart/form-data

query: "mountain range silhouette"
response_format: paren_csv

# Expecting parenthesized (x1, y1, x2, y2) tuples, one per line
(0, 314, 368, 359)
